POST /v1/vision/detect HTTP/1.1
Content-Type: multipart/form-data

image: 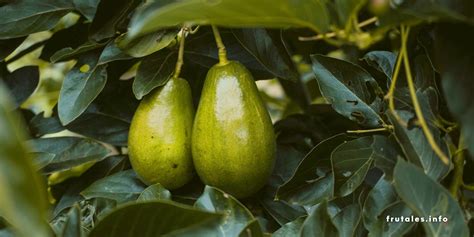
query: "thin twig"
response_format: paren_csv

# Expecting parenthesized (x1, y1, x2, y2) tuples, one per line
(450, 134, 465, 198)
(346, 127, 391, 134)
(298, 17, 378, 41)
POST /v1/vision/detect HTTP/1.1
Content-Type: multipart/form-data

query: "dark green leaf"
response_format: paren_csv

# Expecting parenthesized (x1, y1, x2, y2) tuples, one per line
(194, 186, 254, 237)
(133, 50, 177, 100)
(89, 0, 142, 41)
(0, 83, 50, 237)
(138, 183, 171, 201)
(88, 201, 222, 237)
(58, 52, 108, 125)
(260, 198, 306, 226)
(73, 0, 100, 21)
(0, 0, 73, 39)
(311, 54, 384, 127)
(368, 201, 415, 237)
(128, 0, 330, 38)
(81, 169, 146, 203)
(50, 41, 105, 63)
(39, 22, 90, 62)
(238, 219, 264, 237)
(98, 41, 133, 64)
(54, 205, 83, 237)
(273, 216, 306, 237)
(332, 136, 374, 197)
(117, 29, 178, 58)
(393, 159, 469, 237)
(335, 0, 367, 28)
(371, 135, 401, 179)
(3, 66, 39, 108)
(332, 203, 361, 237)
(300, 200, 339, 237)
(362, 51, 396, 81)
(277, 134, 349, 200)
(388, 109, 450, 180)
(232, 28, 297, 81)
(28, 136, 111, 173)
(29, 112, 64, 137)
(362, 177, 397, 233)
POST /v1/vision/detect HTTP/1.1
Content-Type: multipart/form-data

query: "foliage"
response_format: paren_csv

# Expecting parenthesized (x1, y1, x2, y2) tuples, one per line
(1, 0, 474, 236)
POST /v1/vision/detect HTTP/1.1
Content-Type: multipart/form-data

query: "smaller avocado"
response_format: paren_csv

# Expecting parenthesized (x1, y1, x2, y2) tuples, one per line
(128, 77, 194, 189)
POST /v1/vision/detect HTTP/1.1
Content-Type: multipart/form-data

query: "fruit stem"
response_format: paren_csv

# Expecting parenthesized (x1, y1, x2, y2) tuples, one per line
(173, 28, 187, 79)
(449, 133, 465, 199)
(211, 25, 228, 65)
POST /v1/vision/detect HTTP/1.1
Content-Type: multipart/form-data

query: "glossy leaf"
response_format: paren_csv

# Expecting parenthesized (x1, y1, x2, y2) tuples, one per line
(0, 0, 72, 39)
(29, 112, 64, 137)
(232, 28, 297, 81)
(277, 134, 349, 200)
(58, 52, 107, 125)
(238, 220, 264, 237)
(128, 0, 331, 38)
(371, 135, 401, 180)
(73, 0, 100, 21)
(89, 0, 142, 41)
(52, 205, 83, 237)
(28, 136, 111, 173)
(138, 183, 171, 201)
(332, 136, 374, 197)
(311, 54, 384, 127)
(0, 83, 50, 237)
(98, 41, 133, 64)
(81, 169, 146, 203)
(332, 203, 361, 237)
(300, 200, 339, 237)
(362, 177, 397, 232)
(117, 29, 178, 58)
(3, 66, 39, 108)
(393, 159, 469, 237)
(368, 201, 415, 237)
(88, 201, 223, 237)
(133, 50, 177, 100)
(362, 51, 396, 81)
(194, 186, 254, 237)
(388, 109, 450, 180)
(273, 216, 306, 237)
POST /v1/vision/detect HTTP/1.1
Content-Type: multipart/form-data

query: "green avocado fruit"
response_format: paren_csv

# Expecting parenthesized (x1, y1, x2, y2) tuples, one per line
(128, 77, 194, 189)
(192, 61, 276, 198)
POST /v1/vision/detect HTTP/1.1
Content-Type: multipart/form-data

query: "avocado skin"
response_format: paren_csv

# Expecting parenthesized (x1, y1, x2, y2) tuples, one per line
(128, 77, 194, 189)
(192, 61, 276, 198)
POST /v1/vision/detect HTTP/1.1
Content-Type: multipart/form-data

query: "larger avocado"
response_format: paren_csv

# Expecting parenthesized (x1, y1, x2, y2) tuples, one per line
(128, 77, 194, 189)
(192, 61, 276, 198)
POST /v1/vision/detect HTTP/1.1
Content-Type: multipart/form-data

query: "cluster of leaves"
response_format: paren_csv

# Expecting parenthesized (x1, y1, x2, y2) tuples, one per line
(1, 0, 474, 236)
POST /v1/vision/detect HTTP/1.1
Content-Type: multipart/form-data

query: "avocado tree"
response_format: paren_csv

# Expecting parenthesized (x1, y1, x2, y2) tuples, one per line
(1, 0, 474, 236)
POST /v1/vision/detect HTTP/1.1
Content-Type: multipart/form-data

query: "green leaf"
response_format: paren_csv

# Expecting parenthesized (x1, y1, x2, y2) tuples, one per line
(29, 112, 64, 137)
(98, 41, 133, 64)
(371, 135, 401, 179)
(362, 51, 396, 82)
(368, 201, 415, 237)
(132, 50, 177, 100)
(434, 23, 474, 157)
(28, 136, 111, 173)
(393, 159, 469, 237)
(39, 22, 90, 62)
(238, 219, 264, 237)
(332, 203, 361, 237)
(89, 0, 142, 41)
(81, 169, 146, 203)
(273, 216, 306, 237)
(3, 66, 39, 108)
(232, 28, 297, 81)
(362, 177, 396, 232)
(73, 0, 100, 21)
(332, 136, 374, 197)
(58, 52, 108, 125)
(311, 54, 384, 127)
(117, 29, 178, 58)
(88, 200, 223, 237)
(0, 0, 73, 39)
(194, 186, 254, 237)
(0, 83, 50, 237)
(53, 205, 83, 237)
(138, 183, 171, 201)
(128, 0, 330, 38)
(277, 134, 349, 201)
(300, 200, 339, 237)
(50, 41, 105, 63)
(388, 109, 450, 180)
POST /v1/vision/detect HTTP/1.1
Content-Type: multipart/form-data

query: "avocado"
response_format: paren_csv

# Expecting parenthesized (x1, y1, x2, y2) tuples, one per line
(128, 77, 194, 189)
(192, 61, 276, 198)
